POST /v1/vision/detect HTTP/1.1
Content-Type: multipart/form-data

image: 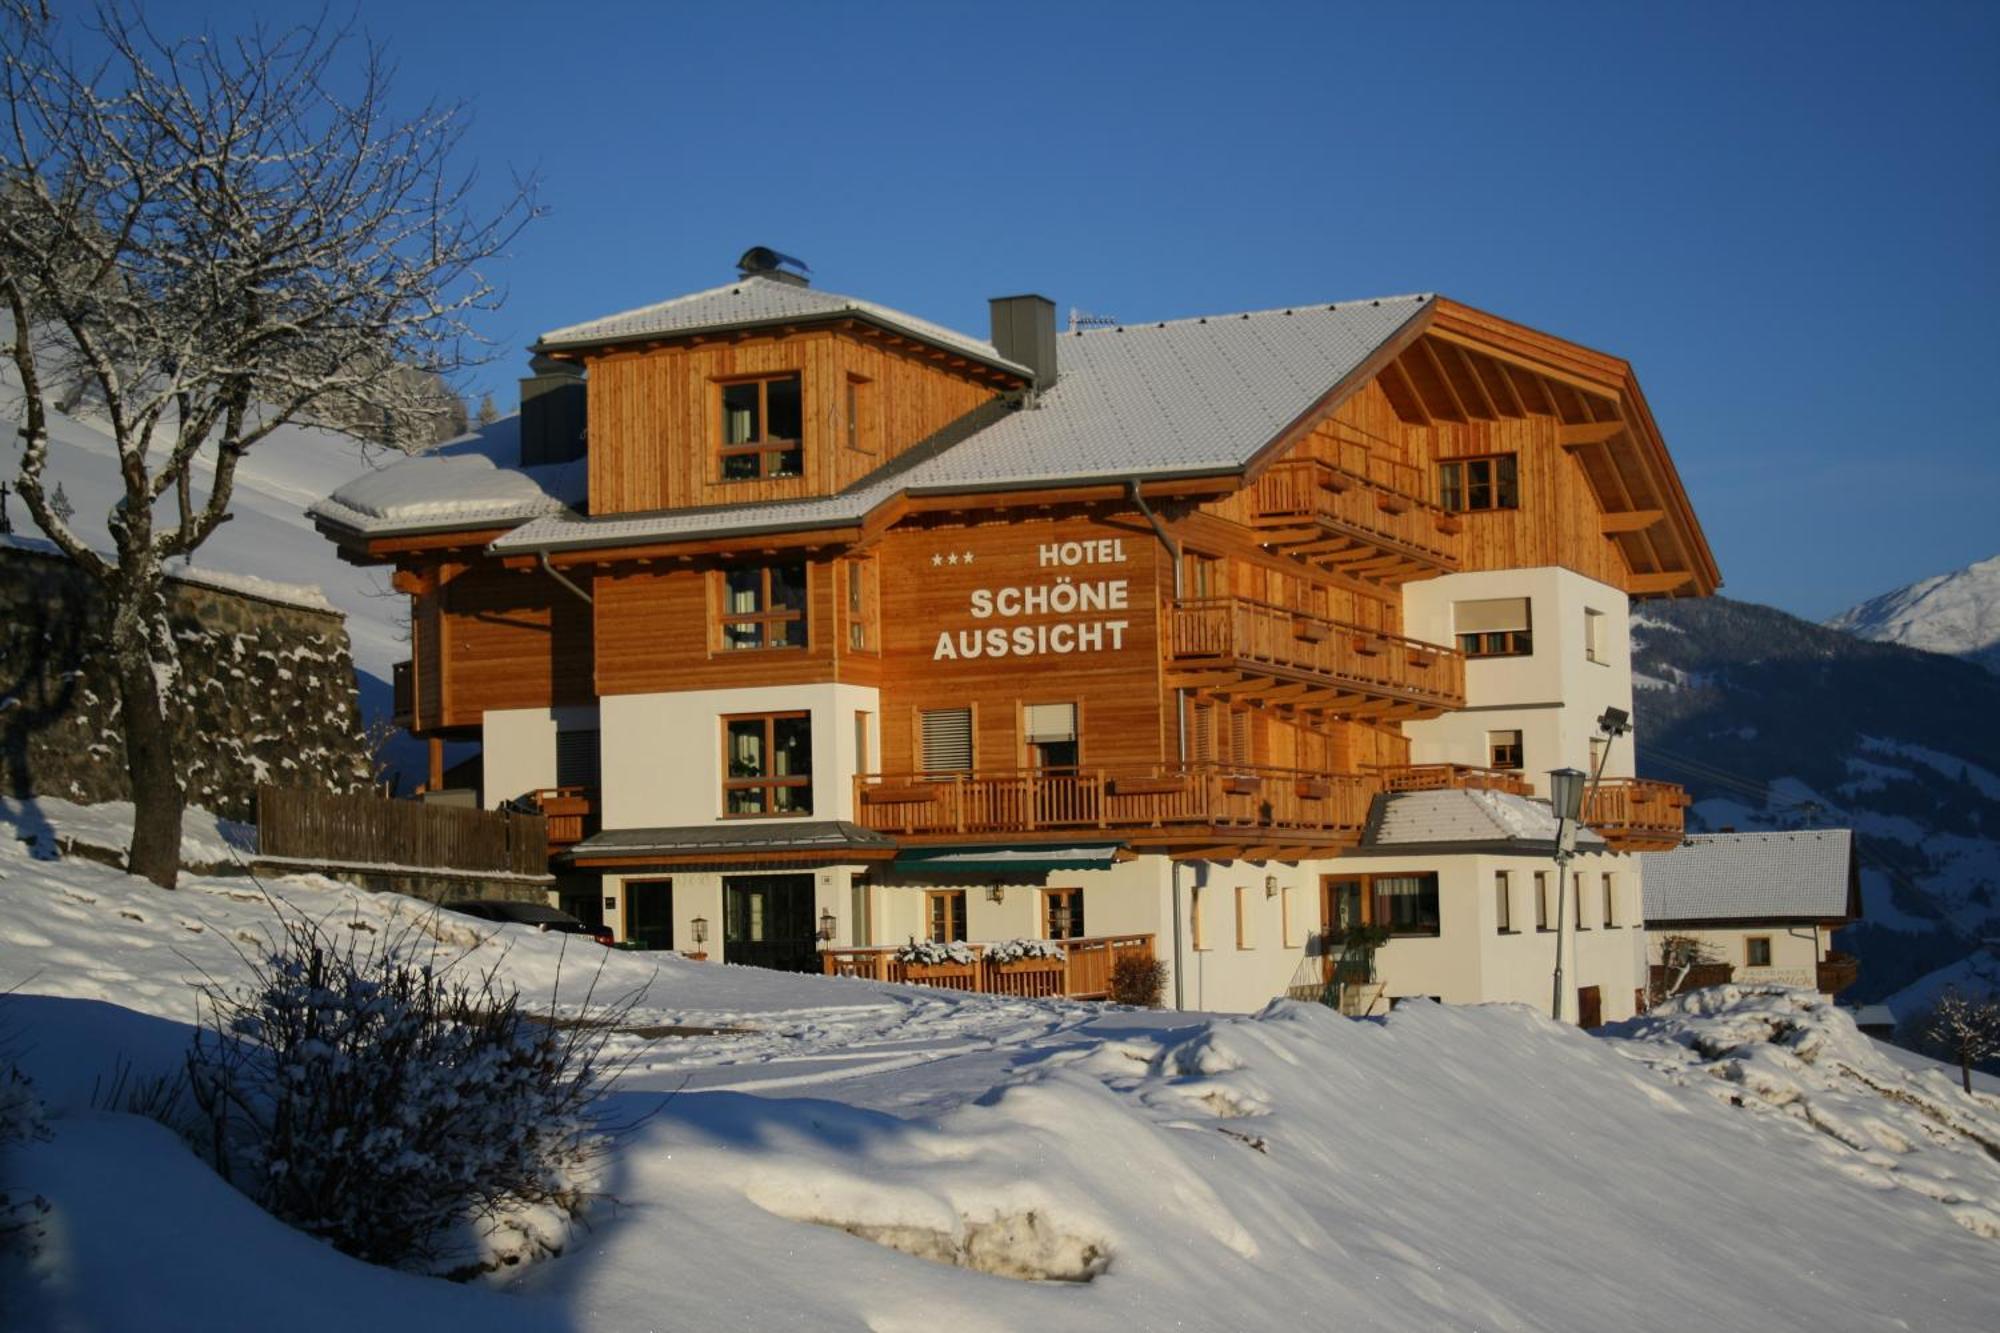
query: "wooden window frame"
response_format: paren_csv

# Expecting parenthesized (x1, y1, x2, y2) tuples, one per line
(845, 373, 875, 454)
(1495, 870, 1514, 934)
(1584, 607, 1607, 665)
(1191, 883, 1207, 951)
(713, 560, 808, 653)
(716, 372, 805, 481)
(721, 710, 813, 819)
(1042, 886, 1084, 940)
(1601, 873, 1617, 928)
(1234, 885, 1254, 950)
(1535, 870, 1552, 932)
(1488, 729, 1524, 771)
(1369, 872, 1442, 938)
(1572, 871, 1590, 929)
(926, 888, 967, 943)
(1746, 935, 1773, 968)
(1460, 628, 1533, 658)
(844, 557, 877, 654)
(1437, 453, 1519, 513)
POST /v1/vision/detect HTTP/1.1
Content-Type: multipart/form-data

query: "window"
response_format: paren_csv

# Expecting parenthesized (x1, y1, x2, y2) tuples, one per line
(723, 712, 812, 816)
(1371, 873, 1441, 936)
(1488, 730, 1524, 771)
(1455, 597, 1532, 657)
(1025, 702, 1079, 769)
(1228, 708, 1252, 766)
(717, 561, 807, 651)
(1573, 872, 1589, 929)
(1584, 608, 1606, 665)
(1044, 887, 1084, 940)
(1601, 873, 1617, 928)
(853, 711, 871, 775)
(1438, 454, 1518, 512)
(927, 889, 967, 943)
(1191, 884, 1207, 950)
(1183, 551, 1222, 600)
(1747, 936, 1772, 968)
(1535, 871, 1551, 931)
(1235, 886, 1254, 949)
(555, 728, 600, 788)
(1589, 736, 1608, 777)
(844, 558, 876, 652)
(1188, 699, 1215, 763)
(1282, 886, 1297, 947)
(845, 374, 873, 453)
(920, 707, 973, 773)
(1495, 870, 1513, 933)
(719, 374, 803, 479)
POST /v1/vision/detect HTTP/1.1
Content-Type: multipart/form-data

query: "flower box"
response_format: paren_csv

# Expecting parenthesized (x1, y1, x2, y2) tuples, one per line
(1375, 493, 1411, 515)
(862, 784, 932, 805)
(1109, 774, 1188, 796)
(1294, 778, 1332, 800)
(1292, 618, 1328, 643)
(1436, 514, 1464, 535)
(1350, 634, 1381, 657)
(1220, 774, 1262, 796)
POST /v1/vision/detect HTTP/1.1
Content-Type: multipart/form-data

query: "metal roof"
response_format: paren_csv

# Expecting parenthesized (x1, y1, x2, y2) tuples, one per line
(1641, 830, 1860, 924)
(535, 274, 1034, 378)
(1356, 788, 1607, 854)
(491, 293, 1433, 554)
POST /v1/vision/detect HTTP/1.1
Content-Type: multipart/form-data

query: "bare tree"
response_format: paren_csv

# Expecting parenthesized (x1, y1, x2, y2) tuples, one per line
(1925, 987, 2000, 1095)
(0, 3, 533, 886)
(1650, 932, 1725, 1005)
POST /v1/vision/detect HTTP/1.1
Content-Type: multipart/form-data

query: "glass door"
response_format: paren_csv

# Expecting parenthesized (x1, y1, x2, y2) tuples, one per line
(723, 874, 819, 972)
(624, 878, 674, 951)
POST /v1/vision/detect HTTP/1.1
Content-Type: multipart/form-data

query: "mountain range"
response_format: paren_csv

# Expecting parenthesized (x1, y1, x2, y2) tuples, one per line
(1829, 554, 2000, 675)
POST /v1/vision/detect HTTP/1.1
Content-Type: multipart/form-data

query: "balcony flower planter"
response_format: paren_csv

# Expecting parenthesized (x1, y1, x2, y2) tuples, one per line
(1375, 493, 1411, 515)
(1435, 514, 1464, 535)
(1292, 618, 1329, 643)
(1108, 774, 1188, 796)
(1405, 651, 1435, 668)
(1349, 634, 1381, 657)
(1294, 778, 1333, 800)
(1220, 774, 1262, 796)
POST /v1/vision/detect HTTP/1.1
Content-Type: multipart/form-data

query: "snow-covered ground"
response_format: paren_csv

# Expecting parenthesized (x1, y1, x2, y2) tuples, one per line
(4, 822, 1999, 1330)
(1830, 553, 2000, 674)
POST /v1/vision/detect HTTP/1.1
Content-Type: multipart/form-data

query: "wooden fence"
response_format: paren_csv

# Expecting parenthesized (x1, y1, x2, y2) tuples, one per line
(822, 934, 1156, 1001)
(256, 786, 548, 878)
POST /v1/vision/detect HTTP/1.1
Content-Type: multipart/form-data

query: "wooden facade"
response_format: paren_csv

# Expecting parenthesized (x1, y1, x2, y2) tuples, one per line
(329, 290, 1710, 852)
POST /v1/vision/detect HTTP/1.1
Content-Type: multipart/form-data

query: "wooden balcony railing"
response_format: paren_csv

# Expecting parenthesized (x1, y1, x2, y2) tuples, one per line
(821, 934, 1156, 1001)
(1583, 777, 1688, 851)
(854, 763, 1378, 848)
(1816, 951, 1860, 998)
(1165, 598, 1464, 716)
(528, 786, 597, 848)
(1376, 763, 1534, 796)
(1250, 458, 1463, 579)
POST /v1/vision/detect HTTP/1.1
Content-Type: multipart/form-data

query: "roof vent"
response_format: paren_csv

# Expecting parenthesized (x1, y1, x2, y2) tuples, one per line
(737, 246, 811, 287)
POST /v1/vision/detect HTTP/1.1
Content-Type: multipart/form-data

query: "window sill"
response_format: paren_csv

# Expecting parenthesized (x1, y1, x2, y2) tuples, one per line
(1496, 928, 1520, 936)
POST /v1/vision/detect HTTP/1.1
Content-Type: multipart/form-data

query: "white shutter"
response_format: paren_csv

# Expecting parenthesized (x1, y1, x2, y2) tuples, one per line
(920, 708, 973, 772)
(1454, 597, 1530, 635)
(1023, 703, 1077, 743)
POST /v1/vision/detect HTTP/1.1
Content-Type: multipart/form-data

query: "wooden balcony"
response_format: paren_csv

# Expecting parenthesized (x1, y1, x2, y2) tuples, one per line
(854, 763, 1378, 858)
(391, 658, 413, 729)
(1165, 598, 1464, 719)
(528, 786, 598, 848)
(1376, 763, 1534, 796)
(1816, 951, 1860, 998)
(822, 934, 1156, 1001)
(1583, 778, 1688, 851)
(1249, 458, 1463, 584)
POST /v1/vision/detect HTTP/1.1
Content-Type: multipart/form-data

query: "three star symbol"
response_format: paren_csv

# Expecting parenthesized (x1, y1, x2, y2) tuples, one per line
(930, 550, 976, 566)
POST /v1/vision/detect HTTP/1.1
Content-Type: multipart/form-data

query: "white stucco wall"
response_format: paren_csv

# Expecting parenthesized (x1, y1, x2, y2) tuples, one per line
(1649, 923, 1830, 991)
(1401, 566, 1635, 791)
(597, 684, 880, 829)
(481, 704, 600, 809)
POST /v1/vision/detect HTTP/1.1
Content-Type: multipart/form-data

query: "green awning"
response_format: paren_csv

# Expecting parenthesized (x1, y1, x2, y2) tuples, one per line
(893, 844, 1123, 875)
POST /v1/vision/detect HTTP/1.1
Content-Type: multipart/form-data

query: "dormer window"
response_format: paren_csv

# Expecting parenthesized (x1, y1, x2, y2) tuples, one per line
(719, 374, 803, 480)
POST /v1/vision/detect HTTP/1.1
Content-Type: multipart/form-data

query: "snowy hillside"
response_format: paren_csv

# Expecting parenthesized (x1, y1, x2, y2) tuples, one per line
(1632, 597, 2000, 1006)
(3, 810, 1998, 1330)
(1830, 554, 2000, 674)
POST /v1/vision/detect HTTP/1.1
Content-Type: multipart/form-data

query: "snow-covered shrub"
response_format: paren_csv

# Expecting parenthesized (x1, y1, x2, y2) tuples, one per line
(895, 940, 978, 967)
(185, 910, 627, 1273)
(1109, 954, 1168, 1008)
(0, 1054, 51, 1254)
(986, 939, 1067, 965)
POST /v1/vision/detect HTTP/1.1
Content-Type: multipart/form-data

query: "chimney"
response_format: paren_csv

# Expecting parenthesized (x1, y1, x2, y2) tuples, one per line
(518, 353, 586, 466)
(736, 245, 811, 287)
(989, 293, 1057, 390)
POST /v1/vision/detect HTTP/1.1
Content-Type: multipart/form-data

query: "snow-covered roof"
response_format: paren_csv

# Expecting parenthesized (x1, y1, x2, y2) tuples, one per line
(1641, 830, 1860, 924)
(2, 533, 335, 613)
(536, 274, 1033, 378)
(307, 415, 586, 538)
(492, 293, 1433, 554)
(1357, 788, 1608, 853)
(568, 820, 894, 861)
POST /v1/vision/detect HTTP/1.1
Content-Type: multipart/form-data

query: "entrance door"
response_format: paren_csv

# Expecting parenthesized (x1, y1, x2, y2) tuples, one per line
(1577, 985, 1603, 1030)
(1319, 876, 1369, 983)
(625, 878, 673, 951)
(723, 874, 819, 972)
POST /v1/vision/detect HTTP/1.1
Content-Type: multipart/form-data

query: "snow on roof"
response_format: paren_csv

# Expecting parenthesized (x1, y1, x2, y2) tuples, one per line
(1360, 787, 1607, 851)
(1641, 830, 1859, 924)
(536, 274, 1033, 378)
(3, 533, 334, 613)
(493, 293, 1433, 554)
(308, 414, 586, 538)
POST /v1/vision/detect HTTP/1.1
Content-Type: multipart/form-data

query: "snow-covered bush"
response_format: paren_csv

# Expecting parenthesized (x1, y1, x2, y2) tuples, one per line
(185, 910, 627, 1273)
(987, 939, 1067, 965)
(1109, 954, 1169, 1008)
(895, 940, 978, 967)
(0, 1052, 51, 1254)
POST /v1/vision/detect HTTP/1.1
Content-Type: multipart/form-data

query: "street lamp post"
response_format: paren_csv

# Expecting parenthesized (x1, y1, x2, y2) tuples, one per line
(1548, 707, 1635, 1022)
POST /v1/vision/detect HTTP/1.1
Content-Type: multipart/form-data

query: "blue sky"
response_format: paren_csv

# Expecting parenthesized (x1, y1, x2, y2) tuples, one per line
(124, 2, 2000, 618)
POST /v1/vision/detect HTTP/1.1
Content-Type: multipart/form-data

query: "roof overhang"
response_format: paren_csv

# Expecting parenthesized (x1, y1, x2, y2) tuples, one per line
(889, 844, 1126, 878)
